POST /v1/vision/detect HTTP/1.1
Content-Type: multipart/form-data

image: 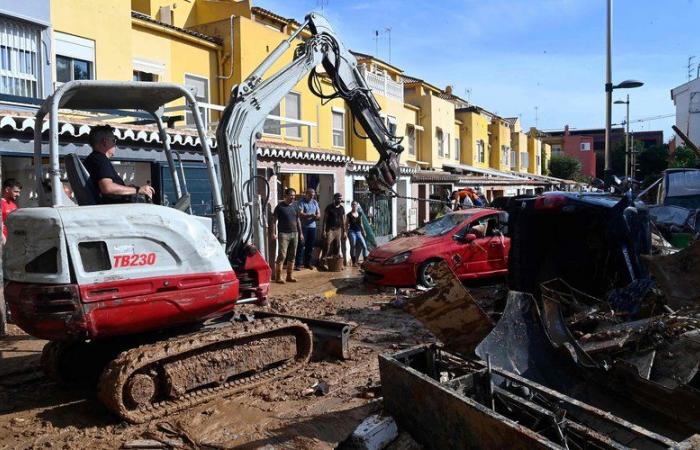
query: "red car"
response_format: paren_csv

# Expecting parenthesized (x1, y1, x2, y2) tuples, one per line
(362, 208, 510, 288)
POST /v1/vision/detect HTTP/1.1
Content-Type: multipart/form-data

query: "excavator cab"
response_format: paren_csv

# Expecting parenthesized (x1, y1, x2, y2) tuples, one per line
(4, 80, 270, 343)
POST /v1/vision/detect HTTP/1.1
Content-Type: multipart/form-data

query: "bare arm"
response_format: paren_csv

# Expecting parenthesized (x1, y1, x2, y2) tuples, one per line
(98, 179, 154, 197)
(297, 216, 304, 242)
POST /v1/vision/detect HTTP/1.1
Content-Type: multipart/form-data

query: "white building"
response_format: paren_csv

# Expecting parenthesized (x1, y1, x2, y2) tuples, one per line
(671, 77, 700, 147)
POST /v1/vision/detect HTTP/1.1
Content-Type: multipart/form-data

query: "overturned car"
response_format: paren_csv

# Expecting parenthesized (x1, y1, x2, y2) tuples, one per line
(388, 190, 700, 448)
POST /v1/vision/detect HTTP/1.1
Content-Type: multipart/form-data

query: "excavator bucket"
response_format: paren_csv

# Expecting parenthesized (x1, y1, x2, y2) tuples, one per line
(405, 261, 494, 355)
(644, 239, 700, 309)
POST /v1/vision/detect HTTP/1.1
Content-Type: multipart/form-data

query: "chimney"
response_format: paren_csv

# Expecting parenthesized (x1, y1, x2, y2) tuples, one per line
(564, 125, 570, 136)
(445, 85, 453, 96)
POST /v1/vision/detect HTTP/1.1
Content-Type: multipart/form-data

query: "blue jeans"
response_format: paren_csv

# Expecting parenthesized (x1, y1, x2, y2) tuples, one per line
(348, 229, 367, 263)
(295, 226, 317, 267)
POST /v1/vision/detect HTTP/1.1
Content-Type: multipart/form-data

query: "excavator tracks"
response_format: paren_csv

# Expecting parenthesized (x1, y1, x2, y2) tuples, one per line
(97, 318, 312, 423)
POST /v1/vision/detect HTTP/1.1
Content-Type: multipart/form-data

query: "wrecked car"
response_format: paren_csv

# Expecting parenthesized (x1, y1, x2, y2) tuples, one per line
(362, 208, 510, 288)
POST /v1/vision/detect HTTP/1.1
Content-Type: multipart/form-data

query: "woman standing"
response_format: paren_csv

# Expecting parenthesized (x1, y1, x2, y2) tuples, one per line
(346, 201, 368, 267)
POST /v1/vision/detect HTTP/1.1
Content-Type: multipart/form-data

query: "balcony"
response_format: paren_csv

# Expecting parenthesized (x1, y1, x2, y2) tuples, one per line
(359, 66, 404, 103)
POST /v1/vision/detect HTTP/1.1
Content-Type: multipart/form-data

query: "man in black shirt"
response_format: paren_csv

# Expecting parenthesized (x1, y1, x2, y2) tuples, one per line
(319, 192, 346, 270)
(272, 188, 303, 283)
(84, 125, 154, 204)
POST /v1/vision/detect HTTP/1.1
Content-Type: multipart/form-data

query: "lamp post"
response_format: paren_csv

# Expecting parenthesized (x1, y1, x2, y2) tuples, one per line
(603, 0, 644, 182)
(614, 95, 630, 177)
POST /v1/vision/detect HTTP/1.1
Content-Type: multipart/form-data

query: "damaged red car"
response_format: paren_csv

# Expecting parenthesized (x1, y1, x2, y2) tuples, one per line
(362, 208, 510, 288)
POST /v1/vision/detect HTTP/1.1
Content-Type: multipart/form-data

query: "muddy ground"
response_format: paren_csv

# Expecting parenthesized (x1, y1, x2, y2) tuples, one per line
(0, 269, 504, 449)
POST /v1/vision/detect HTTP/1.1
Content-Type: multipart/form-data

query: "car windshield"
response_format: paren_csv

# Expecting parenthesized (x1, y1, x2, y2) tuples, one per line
(419, 213, 475, 236)
(666, 171, 700, 209)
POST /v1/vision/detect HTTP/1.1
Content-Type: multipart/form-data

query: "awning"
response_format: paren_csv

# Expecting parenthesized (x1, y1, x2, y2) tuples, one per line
(256, 140, 351, 165)
(348, 159, 416, 175)
(442, 162, 523, 180)
(0, 110, 211, 150)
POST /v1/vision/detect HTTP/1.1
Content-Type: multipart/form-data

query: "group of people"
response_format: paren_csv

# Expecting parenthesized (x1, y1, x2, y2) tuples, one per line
(272, 188, 368, 283)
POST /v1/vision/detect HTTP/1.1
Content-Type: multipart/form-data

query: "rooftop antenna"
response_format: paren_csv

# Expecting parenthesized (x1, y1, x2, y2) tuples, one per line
(374, 27, 392, 61)
(464, 88, 471, 104)
(316, 0, 328, 12)
(535, 106, 539, 128)
(374, 30, 379, 57)
(688, 56, 696, 81)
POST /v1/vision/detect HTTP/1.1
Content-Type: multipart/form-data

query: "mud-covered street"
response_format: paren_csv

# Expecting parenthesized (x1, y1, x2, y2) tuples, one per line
(1, 268, 496, 449)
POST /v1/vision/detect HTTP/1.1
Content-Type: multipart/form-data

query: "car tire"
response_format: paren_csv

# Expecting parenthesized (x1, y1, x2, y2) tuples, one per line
(418, 259, 441, 289)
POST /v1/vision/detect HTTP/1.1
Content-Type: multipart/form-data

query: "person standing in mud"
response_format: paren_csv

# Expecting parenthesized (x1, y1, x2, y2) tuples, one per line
(272, 188, 304, 284)
(319, 193, 346, 270)
(294, 188, 320, 270)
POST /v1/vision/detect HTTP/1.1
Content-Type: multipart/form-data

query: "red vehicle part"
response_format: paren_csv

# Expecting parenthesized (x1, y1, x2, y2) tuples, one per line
(239, 245, 271, 303)
(6, 271, 239, 341)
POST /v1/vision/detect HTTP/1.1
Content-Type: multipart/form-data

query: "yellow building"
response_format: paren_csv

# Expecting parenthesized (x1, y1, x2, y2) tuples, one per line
(505, 118, 528, 173)
(527, 127, 543, 175)
(348, 52, 421, 168)
(403, 78, 462, 169)
(456, 107, 491, 169)
(51, 0, 224, 128)
(489, 118, 512, 172)
(542, 142, 552, 176)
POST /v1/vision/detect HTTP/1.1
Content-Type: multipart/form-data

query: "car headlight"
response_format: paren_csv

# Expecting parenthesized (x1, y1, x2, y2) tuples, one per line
(384, 251, 411, 265)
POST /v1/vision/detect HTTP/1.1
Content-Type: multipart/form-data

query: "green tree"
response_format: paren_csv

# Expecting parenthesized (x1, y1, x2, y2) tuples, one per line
(549, 154, 581, 180)
(636, 143, 668, 180)
(669, 145, 699, 169)
(541, 153, 549, 176)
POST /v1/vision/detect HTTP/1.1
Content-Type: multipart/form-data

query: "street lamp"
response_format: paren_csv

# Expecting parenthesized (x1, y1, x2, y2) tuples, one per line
(614, 96, 630, 177)
(603, 0, 644, 182)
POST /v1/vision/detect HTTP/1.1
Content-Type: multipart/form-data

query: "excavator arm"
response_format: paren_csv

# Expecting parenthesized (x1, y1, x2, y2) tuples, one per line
(216, 13, 403, 260)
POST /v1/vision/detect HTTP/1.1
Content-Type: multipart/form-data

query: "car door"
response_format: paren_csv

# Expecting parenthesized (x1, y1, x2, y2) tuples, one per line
(451, 218, 491, 277)
(449, 222, 479, 277)
(459, 213, 508, 277)
(485, 213, 509, 273)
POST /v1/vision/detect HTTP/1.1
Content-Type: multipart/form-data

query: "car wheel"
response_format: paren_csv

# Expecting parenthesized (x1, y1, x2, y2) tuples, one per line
(418, 259, 441, 288)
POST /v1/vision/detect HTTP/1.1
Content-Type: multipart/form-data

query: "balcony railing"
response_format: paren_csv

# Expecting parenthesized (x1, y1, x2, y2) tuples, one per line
(359, 66, 404, 103)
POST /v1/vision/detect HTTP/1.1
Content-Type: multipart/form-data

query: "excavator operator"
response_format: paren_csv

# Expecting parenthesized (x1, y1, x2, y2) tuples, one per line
(84, 125, 155, 204)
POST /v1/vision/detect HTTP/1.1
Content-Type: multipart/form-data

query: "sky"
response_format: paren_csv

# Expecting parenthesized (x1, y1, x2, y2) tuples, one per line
(254, 0, 700, 141)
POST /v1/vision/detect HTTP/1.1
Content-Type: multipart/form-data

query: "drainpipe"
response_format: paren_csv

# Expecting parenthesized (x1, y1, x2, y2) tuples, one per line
(217, 15, 236, 106)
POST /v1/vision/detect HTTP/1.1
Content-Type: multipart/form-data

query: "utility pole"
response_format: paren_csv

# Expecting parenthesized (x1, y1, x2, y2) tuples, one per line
(604, 0, 613, 181)
(625, 94, 630, 177)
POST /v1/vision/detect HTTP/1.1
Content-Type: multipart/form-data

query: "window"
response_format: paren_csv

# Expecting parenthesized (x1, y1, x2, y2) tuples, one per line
(285, 92, 301, 138)
(536, 155, 541, 167)
(0, 17, 41, 97)
(501, 145, 509, 166)
(552, 144, 562, 154)
(56, 55, 92, 82)
(78, 242, 111, 272)
(332, 110, 345, 147)
(406, 125, 416, 155)
(454, 137, 460, 160)
(133, 58, 165, 82)
(185, 74, 209, 128)
(446, 132, 451, 158)
(386, 116, 397, 136)
(520, 152, 529, 168)
(510, 150, 517, 169)
(580, 142, 591, 151)
(55, 32, 95, 85)
(264, 102, 282, 135)
(436, 128, 444, 156)
(477, 140, 485, 163)
(133, 71, 157, 82)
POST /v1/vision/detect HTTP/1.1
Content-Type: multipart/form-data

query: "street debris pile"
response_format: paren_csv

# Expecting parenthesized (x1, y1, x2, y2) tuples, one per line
(381, 192, 700, 449)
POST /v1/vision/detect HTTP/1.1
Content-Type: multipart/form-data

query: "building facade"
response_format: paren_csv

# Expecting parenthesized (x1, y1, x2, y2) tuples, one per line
(671, 77, 700, 148)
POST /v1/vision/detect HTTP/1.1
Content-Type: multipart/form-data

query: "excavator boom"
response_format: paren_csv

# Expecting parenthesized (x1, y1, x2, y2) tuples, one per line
(216, 13, 403, 260)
